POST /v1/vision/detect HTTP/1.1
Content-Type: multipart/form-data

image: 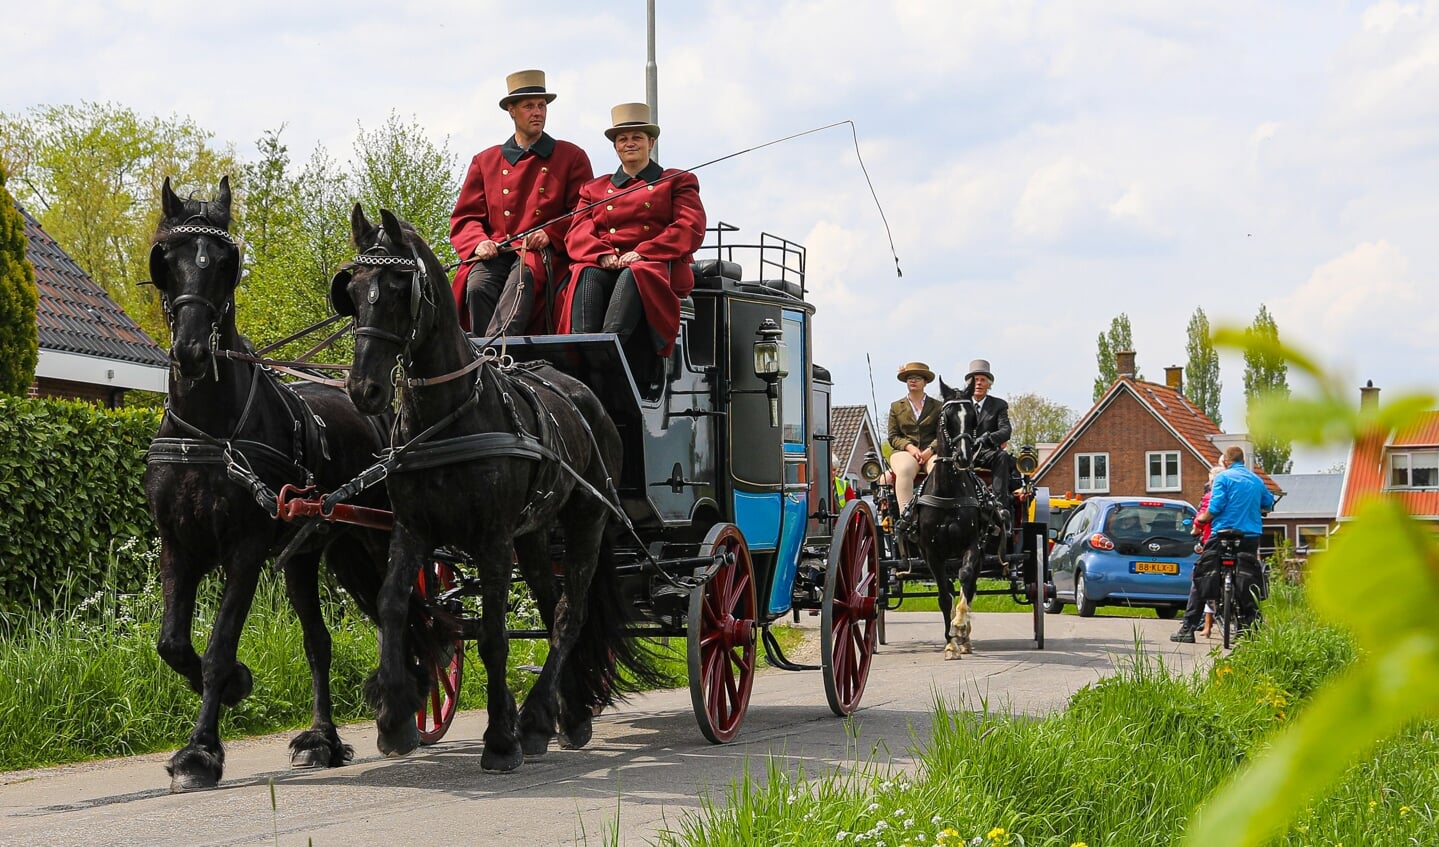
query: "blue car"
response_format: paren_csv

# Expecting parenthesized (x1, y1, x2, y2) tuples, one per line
(1043, 496, 1199, 619)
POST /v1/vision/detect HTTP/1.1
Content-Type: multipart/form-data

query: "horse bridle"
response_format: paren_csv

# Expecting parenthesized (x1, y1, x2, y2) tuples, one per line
(150, 217, 245, 381)
(936, 399, 977, 469)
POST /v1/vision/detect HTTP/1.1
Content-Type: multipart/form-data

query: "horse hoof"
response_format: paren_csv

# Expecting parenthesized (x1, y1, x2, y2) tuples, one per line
(960, 644, 972, 655)
(559, 718, 593, 750)
(166, 748, 223, 793)
(289, 748, 330, 769)
(482, 747, 524, 773)
(521, 731, 551, 757)
(943, 644, 961, 660)
(377, 722, 420, 758)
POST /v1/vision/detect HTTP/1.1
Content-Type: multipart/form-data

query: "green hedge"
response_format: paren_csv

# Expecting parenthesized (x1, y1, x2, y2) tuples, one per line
(0, 397, 160, 617)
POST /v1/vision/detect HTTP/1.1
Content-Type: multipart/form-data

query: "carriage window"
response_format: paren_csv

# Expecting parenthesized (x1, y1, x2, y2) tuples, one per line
(1145, 451, 1181, 492)
(781, 314, 805, 444)
(1388, 450, 1438, 489)
(684, 296, 717, 370)
(1075, 453, 1109, 494)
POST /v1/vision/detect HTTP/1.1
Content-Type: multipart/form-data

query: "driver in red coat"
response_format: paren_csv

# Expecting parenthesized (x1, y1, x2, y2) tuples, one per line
(449, 69, 593, 337)
(558, 102, 706, 364)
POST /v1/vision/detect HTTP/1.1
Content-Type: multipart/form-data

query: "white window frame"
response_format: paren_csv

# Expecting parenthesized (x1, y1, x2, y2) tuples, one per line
(1296, 524, 1330, 552)
(1145, 450, 1182, 492)
(1074, 452, 1110, 494)
(1388, 449, 1439, 490)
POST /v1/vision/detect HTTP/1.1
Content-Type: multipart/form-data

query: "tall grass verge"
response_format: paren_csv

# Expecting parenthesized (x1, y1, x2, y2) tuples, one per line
(651, 582, 1437, 846)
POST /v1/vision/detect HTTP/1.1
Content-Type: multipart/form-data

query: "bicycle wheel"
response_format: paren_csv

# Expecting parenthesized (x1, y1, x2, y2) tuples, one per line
(1220, 574, 1235, 650)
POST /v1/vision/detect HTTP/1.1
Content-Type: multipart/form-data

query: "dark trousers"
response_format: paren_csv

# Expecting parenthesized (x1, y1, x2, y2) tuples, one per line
(467, 251, 540, 338)
(1182, 533, 1261, 629)
(569, 266, 644, 342)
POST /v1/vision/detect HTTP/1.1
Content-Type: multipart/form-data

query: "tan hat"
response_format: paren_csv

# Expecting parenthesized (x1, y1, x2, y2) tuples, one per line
(604, 102, 661, 141)
(499, 69, 558, 110)
(965, 358, 994, 382)
(896, 361, 935, 383)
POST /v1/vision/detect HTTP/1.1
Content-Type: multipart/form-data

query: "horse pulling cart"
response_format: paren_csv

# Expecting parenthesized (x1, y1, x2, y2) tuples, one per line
(858, 424, 1056, 652)
(283, 220, 881, 747)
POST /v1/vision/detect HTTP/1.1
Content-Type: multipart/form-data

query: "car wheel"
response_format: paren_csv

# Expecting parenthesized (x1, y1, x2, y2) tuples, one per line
(1154, 605, 1180, 620)
(1075, 572, 1098, 618)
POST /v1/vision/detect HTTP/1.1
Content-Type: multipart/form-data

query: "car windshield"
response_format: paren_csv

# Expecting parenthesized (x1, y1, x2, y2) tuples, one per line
(1105, 504, 1192, 542)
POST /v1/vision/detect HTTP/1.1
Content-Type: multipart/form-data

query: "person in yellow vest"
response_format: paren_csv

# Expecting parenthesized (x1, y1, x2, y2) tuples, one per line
(887, 361, 941, 513)
(832, 456, 856, 510)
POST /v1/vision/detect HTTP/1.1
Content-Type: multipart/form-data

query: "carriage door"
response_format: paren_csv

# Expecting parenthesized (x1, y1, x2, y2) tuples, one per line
(767, 310, 810, 616)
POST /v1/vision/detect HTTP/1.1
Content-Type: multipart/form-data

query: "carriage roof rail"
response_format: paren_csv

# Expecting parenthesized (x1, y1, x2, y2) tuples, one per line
(699, 221, 807, 300)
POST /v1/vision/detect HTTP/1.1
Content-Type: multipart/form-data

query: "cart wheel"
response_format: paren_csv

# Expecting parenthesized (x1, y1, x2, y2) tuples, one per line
(688, 523, 758, 743)
(415, 558, 464, 745)
(1029, 525, 1048, 650)
(823, 500, 880, 717)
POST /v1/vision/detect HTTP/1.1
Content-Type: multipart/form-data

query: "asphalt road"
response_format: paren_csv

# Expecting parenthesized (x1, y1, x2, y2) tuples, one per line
(0, 610, 1215, 847)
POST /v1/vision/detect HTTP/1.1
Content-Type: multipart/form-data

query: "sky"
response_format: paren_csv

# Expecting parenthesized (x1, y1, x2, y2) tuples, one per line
(5, 1, 1438, 472)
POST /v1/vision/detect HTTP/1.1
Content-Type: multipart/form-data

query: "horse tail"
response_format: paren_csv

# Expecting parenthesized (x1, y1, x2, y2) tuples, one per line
(563, 530, 667, 712)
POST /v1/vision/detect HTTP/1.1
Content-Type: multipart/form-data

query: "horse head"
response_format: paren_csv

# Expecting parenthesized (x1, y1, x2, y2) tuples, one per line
(331, 205, 456, 415)
(936, 376, 977, 470)
(150, 176, 242, 380)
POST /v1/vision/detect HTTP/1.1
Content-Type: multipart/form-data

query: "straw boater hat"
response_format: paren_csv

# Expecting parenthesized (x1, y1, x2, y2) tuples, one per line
(965, 358, 994, 382)
(896, 362, 935, 383)
(498, 69, 558, 110)
(604, 102, 661, 141)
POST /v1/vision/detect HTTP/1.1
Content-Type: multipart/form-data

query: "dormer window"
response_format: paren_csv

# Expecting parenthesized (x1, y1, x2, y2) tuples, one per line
(1388, 450, 1439, 489)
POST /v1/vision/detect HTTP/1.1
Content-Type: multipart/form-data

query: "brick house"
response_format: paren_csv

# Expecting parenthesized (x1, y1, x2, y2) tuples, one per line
(829, 404, 881, 487)
(1265, 473, 1343, 555)
(1338, 381, 1439, 525)
(1033, 351, 1283, 512)
(19, 202, 167, 406)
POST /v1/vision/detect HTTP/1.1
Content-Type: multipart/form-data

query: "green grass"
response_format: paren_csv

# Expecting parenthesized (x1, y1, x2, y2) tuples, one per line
(649, 581, 1439, 846)
(0, 538, 693, 773)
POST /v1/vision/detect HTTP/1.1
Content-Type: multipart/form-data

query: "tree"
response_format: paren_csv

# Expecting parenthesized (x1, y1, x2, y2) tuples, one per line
(1243, 304, 1292, 473)
(0, 102, 238, 345)
(0, 165, 40, 395)
(1184, 307, 1222, 425)
(1007, 392, 1078, 447)
(1093, 313, 1141, 400)
(348, 111, 459, 267)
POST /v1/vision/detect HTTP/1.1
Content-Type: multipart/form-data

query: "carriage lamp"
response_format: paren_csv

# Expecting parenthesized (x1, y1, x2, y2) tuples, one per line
(1016, 444, 1039, 477)
(751, 318, 788, 427)
(860, 451, 884, 483)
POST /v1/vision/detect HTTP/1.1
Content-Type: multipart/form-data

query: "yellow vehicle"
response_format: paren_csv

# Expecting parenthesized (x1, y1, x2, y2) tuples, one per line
(1034, 492, 1084, 543)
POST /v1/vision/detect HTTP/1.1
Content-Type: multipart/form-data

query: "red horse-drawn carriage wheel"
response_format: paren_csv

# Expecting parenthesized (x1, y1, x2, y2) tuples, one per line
(415, 558, 464, 745)
(688, 523, 758, 743)
(822, 499, 880, 716)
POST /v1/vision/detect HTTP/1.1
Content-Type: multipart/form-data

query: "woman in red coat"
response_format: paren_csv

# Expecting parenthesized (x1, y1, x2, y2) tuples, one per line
(560, 103, 706, 362)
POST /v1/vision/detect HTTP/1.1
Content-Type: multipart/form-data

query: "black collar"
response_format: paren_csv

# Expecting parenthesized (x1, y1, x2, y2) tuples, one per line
(611, 160, 664, 187)
(501, 132, 556, 165)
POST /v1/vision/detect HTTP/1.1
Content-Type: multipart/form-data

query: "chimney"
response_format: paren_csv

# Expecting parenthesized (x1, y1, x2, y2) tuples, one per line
(1360, 379, 1380, 412)
(1116, 350, 1136, 378)
(1164, 365, 1183, 393)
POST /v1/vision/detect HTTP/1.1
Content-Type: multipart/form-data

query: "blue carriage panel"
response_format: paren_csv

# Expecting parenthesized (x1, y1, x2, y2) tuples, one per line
(733, 490, 782, 549)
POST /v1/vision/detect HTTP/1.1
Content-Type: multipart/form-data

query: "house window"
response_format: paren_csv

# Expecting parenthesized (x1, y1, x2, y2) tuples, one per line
(1146, 451, 1181, 492)
(1075, 453, 1109, 494)
(1389, 450, 1439, 489)
(1296, 524, 1330, 553)
(1260, 525, 1287, 556)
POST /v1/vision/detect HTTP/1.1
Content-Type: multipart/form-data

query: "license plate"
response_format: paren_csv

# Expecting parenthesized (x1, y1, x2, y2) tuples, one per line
(1134, 561, 1179, 575)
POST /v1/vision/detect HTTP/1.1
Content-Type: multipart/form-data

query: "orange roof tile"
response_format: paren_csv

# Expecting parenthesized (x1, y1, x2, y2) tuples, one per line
(1340, 410, 1439, 519)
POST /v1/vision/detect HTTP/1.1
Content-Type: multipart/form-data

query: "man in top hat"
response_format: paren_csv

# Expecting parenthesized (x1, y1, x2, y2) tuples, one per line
(559, 103, 706, 384)
(449, 69, 594, 337)
(887, 361, 942, 514)
(961, 358, 1018, 506)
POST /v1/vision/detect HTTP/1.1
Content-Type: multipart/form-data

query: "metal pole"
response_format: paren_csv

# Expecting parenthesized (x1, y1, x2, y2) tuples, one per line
(646, 0, 658, 156)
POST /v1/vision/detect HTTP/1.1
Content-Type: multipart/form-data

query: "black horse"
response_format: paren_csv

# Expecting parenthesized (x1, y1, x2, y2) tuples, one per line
(906, 377, 997, 659)
(331, 206, 649, 770)
(144, 177, 444, 791)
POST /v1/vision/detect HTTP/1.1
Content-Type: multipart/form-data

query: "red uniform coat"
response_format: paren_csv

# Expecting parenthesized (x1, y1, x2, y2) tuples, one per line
(559, 162, 706, 356)
(449, 133, 592, 332)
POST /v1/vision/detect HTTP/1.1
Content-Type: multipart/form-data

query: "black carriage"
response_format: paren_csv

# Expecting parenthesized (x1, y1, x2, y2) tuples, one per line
(859, 442, 1056, 649)
(281, 223, 880, 744)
